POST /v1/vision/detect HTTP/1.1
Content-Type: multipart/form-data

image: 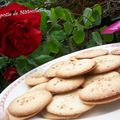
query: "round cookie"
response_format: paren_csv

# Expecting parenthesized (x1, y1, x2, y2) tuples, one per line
(44, 61, 70, 78)
(25, 77, 49, 87)
(56, 59, 96, 78)
(30, 71, 45, 78)
(83, 71, 120, 87)
(8, 90, 52, 117)
(6, 109, 37, 120)
(91, 55, 120, 74)
(46, 76, 85, 93)
(111, 48, 120, 55)
(80, 73, 120, 104)
(25, 71, 49, 86)
(75, 49, 108, 59)
(47, 89, 94, 116)
(41, 110, 81, 120)
(29, 82, 48, 91)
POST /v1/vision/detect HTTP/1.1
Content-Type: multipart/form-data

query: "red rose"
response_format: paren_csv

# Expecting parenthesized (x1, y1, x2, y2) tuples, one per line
(0, 3, 42, 58)
(3, 67, 19, 81)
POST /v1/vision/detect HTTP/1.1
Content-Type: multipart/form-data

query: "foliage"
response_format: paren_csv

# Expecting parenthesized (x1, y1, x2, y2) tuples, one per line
(0, 1, 114, 90)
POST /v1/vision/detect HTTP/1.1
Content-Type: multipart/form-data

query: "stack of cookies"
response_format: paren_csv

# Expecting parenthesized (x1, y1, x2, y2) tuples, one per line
(7, 47, 120, 120)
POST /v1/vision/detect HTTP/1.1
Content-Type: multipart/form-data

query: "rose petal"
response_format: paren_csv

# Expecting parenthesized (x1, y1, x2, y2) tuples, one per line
(0, 17, 21, 57)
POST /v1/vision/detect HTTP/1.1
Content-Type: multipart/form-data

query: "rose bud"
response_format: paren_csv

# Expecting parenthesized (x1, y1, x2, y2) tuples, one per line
(101, 20, 120, 34)
(3, 66, 19, 81)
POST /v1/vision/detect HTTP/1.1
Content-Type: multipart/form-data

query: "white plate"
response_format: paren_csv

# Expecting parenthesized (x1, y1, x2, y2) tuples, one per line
(0, 43, 120, 120)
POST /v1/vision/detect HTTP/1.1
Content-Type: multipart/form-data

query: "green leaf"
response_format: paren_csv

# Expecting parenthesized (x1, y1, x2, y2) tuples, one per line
(83, 8, 92, 23)
(50, 23, 62, 31)
(103, 34, 114, 43)
(92, 4, 102, 25)
(83, 8, 94, 27)
(30, 42, 50, 56)
(29, 45, 43, 58)
(50, 30, 66, 42)
(50, 7, 73, 22)
(99, 26, 107, 32)
(64, 21, 73, 35)
(64, 9, 74, 22)
(40, 11, 48, 31)
(47, 40, 59, 54)
(47, 35, 61, 53)
(93, 4, 102, 15)
(25, 2, 35, 8)
(0, 74, 9, 92)
(73, 29, 85, 45)
(99, 26, 114, 43)
(34, 55, 53, 65)
(50, 8, 57, 21)
(86, 39, 96, 48)
(15, 56, 35, 75)
(41, 42, 51, 54)
(92, 32, 103, 45)
(78, 16, 84, 23)
(0, 57, 7, 69)
(92, 10, 101, 25)
(74, 20, 84, 30)
(55, 7, 66, 20)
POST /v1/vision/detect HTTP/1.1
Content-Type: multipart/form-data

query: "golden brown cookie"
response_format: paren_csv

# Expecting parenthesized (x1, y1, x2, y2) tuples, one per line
(44, 61, 70, 78)
(91, 55, 120, 74)
(111, 48, 120, 55)
(47, 89, 94, 116)
(25, 72, 49, 86)
(6, 109, 37, 120)
(56, 59, 96, 78)
(8, 90, 52, 118)
(25, 77, 49, 87)
(83, 71, 120, 87)
(29, 82, 48, 91)
(80, 72, 120, 104)
(41, 109, 81, 120)
(46, 76, 85, 93)
(75, 49, 108, 59)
